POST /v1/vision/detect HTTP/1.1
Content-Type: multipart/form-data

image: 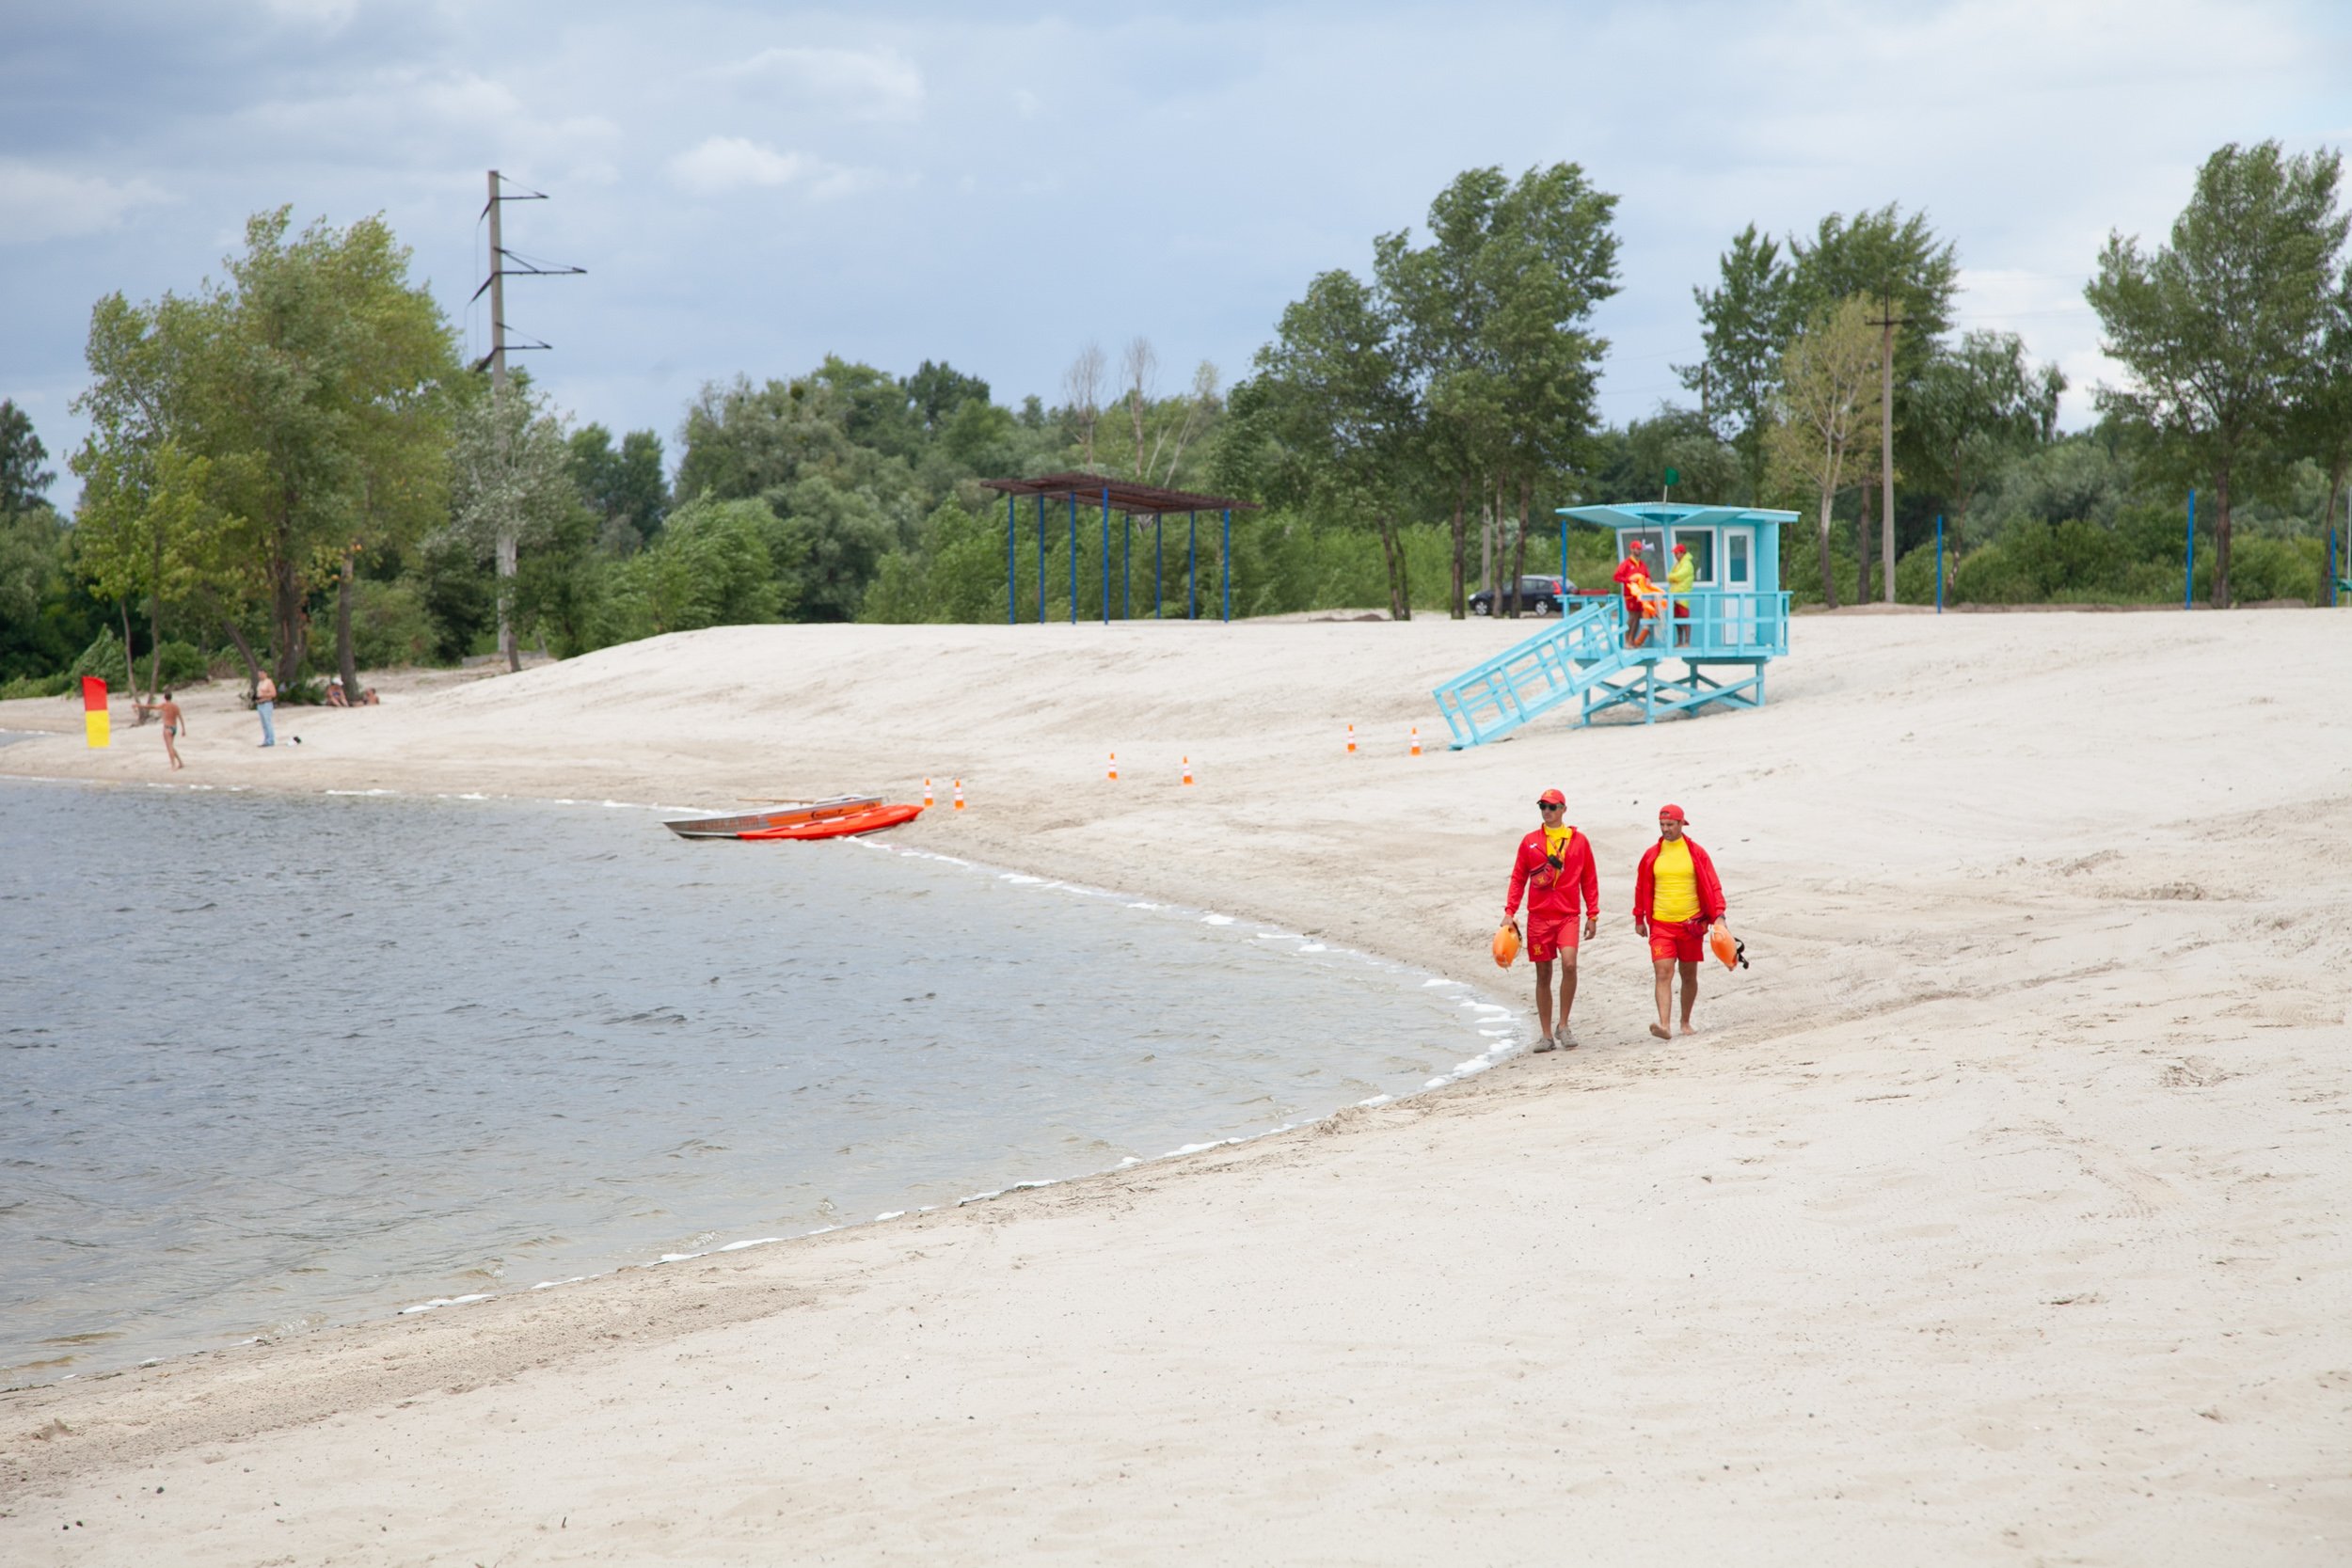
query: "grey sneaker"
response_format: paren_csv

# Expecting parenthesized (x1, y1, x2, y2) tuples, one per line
(1532, 1035, 1557, 1053)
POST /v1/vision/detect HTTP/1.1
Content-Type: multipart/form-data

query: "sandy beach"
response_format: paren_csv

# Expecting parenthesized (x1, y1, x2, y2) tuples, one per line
(2, 610, 2347, 1564)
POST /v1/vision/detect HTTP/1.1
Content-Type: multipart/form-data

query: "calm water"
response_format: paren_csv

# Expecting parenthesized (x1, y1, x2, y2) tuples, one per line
(0, 781, 1507, 1380)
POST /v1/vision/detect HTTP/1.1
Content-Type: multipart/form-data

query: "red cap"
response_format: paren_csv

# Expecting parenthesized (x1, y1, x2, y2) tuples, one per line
(1658, 803, 1687, 822)
(1537, 788, 1565, 807)
(1673, 542, 1688, 556)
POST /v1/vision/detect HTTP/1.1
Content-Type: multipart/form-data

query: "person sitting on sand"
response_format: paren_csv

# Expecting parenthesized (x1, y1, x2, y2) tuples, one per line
(159, 691, 186, 770)
(326, 675, 349, 707)
(1631, 803, 1726, 1040)
(1504, 788, 1599, 1053)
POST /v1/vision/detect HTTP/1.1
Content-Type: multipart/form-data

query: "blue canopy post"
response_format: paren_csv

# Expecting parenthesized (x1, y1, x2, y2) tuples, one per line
(1935, 514, 1945, 613)
(1185, 510, 1204, 620)
(1559, 515, 1568, 584)
(1221, 508, 1232, 623)
(975, 477, 1257, 627)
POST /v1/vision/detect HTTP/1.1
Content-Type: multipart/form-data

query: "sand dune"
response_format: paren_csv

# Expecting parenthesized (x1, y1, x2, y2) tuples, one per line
(3, 610, 2347, 1563)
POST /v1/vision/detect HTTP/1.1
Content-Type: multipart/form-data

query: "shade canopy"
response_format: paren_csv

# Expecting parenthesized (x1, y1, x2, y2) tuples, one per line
(980, 472, 1256, 517)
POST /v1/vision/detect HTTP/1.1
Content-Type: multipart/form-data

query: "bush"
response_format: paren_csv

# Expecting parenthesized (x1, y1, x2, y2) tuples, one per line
(350, 578, 437, 669)
(0, 671, 73, 700)
(151, 640, 210, 686)
(67, 628, 130, 689)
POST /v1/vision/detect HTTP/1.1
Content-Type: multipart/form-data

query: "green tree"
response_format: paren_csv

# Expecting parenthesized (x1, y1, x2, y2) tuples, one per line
(566, 423, 669, 552)
(0, 400, 56, 514)
(1677, 225, 1794, 502)
(1382, 163, 1619, 616)
(1225, 268, 1422, 618)
(447, 382, 577, 670)
(71, 438, 216, 701)
(2087, 140, 2348, 606)
(2290, 258, 2352, 595)
(1767, 297, 1883, 608)
(1913, 330, 2065, 550)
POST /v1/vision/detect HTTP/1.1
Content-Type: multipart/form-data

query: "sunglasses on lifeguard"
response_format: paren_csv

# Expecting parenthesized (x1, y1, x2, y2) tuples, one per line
(1537, 801, 1562, 812)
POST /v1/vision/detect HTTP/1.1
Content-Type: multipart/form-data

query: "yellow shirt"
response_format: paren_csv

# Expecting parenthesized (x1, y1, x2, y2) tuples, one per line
(1652, 838, 1699, 923)
(1543, 825, 1573, 860)
(1667, 556, 1696, 594)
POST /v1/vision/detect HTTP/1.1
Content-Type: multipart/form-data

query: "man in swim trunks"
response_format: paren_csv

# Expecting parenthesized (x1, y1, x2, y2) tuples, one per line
(158, 690, 186, 770)
(1503, 788, 1599, 1052)
(1631, 803, 1726, 1040)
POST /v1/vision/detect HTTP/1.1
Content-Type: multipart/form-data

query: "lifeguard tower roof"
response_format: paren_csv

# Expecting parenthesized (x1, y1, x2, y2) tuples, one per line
(1429, 500, 1798, 747)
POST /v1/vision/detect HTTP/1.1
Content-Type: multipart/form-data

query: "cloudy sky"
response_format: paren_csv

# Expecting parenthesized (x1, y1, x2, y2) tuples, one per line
(4, 0, 2348, 506)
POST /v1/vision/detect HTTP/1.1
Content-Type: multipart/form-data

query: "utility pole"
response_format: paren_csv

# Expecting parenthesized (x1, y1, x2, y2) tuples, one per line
(470, 170, 583, 671)
(1867, 288, 1899, 604)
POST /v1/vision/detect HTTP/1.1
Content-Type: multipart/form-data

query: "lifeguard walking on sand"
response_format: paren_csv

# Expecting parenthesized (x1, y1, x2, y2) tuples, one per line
(1503, 788, 1599, 1052)
(1631, 804, 1727, 1039)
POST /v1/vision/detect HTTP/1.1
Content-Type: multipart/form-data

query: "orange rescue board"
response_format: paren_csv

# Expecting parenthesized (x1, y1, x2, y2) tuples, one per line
(735, 803, 924, 841)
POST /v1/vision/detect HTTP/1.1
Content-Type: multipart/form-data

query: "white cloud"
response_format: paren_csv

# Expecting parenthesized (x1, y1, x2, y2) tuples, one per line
(0, 160, 168, 245)
(727, 45, 923, 121)
(666, 135, 873, 198)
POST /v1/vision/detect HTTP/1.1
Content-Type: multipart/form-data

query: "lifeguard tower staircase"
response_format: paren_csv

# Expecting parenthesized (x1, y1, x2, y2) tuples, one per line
(1431, 503, 1795, 749)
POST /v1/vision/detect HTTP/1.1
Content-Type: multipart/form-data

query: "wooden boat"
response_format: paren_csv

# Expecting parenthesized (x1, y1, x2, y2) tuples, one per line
(662, 796, 882, 840)
(736, 802, 924, 840)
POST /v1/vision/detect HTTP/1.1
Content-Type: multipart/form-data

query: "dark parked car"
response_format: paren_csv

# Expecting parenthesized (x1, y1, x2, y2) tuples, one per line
(1469, 575, 1573, 616)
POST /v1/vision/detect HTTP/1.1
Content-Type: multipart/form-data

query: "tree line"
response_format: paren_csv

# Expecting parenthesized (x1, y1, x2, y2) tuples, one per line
(2, 139, 2345, 699)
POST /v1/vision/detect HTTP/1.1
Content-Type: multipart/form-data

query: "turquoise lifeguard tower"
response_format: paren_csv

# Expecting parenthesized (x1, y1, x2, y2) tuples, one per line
(1431, 502, 1796, 748)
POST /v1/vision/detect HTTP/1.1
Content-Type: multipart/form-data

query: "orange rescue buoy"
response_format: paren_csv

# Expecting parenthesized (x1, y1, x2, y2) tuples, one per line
(1492, 921, 1521, 969)
(1708, 921, 1747, 972)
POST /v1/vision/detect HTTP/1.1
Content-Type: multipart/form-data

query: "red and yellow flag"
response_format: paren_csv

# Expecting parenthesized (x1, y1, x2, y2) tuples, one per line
(81, 676, 109, 749)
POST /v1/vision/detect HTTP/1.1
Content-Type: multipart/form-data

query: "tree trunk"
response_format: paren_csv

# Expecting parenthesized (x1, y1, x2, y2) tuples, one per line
(119, 601, 146, 722)
(222, 619, 262, 696)
(1817, 485, 1839, 610)
(2328, 464, 2345, 606)
(2211, 465, 2232, 609)
(148, 531, 164, 703)
(1479, 483, 1494, 605)
(1378, 514, 1410, 620)
(1449, 475, 1468, 619)
(1855, 474, 1874, 606)
(338, 550, 360, 696)
(1507, 475, 1532, 618)
(498, 530, 519, 672)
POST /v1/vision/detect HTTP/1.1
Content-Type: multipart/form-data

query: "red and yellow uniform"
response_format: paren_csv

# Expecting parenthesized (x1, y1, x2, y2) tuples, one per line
(1633, 833, 1726, 962)
(1505, 822, 1599, 962)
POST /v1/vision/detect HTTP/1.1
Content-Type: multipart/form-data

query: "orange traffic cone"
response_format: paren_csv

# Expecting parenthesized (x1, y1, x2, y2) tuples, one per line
(1409, 725, 1422, 757)
(1345, 722, 1356, 754)
(952, 778, 965, 811)
(1107, 751, 1119, 782)
(1182, 755, 1195, 786)
(922, 777, 934, 807)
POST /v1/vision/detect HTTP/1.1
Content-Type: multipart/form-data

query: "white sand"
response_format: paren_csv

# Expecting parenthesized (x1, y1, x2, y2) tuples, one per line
(2, 610, 2347, 1563)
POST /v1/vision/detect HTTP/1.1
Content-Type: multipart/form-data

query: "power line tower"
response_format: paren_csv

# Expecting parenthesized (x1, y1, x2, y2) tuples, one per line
(1866, 288, 1901, 605)
(470, 170, 584, 670)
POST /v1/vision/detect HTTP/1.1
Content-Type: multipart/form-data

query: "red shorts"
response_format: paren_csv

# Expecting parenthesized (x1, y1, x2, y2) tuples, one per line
(1647, 916, 1707, 963)
(1526, 911, 1581, 962)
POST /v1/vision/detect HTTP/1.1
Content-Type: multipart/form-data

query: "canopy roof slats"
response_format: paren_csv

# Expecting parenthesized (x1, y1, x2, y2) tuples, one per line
(980, 472, 1257, 516)
(1557, 503, 1799, 529)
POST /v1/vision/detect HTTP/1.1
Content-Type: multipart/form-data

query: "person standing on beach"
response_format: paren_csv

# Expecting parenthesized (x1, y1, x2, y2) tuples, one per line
(159, 691, 186, 769)
(1667, 542, 1696, 647)
(1504, 788, 1599, 1052)
(253, 672, 277, 747)
(1631, 804, 1726, 1040)
(1613, 542, 1656, 648)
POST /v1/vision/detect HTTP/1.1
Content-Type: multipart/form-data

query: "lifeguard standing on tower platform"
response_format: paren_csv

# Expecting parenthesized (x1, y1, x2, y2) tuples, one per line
(1667, 542, 1696, 646)
(1613, 541, 1656, 648)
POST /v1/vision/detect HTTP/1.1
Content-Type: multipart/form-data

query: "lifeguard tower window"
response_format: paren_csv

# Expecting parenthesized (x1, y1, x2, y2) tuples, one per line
(1627, 528, 1666, 564)
(1726, 532, 1751, 585)
(1670, 530, 1715, 584)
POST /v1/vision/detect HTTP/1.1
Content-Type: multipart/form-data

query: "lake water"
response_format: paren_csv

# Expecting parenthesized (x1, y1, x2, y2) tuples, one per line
(0, 780, 1509, 1381)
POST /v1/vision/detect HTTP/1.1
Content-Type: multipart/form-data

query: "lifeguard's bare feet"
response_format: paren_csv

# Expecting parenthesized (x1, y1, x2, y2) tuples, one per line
(1678, 1022, 1698, 1036)
(1648, 1022, 1671, 1040)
